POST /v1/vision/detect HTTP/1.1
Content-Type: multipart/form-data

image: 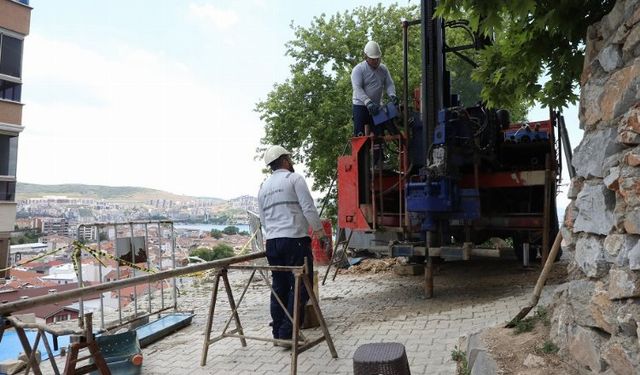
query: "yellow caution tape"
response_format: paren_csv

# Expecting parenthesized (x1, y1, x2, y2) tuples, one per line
(2, 228, 262, 282)
(0, 245, 68, 273)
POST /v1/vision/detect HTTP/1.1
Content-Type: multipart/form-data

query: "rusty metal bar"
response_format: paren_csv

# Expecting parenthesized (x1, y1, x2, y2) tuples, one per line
(370, 137, 377, 230)
(0, 252, 266, 316)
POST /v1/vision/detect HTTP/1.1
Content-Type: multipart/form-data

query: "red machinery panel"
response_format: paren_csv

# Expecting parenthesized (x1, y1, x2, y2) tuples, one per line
(337, 138, 370, 230)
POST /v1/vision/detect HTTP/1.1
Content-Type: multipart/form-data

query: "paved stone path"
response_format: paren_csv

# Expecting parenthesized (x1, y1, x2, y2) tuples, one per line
(41, 258, 561, 374)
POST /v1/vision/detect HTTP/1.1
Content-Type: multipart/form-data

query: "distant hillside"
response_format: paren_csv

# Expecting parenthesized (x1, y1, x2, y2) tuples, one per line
(16, 183, 224, 203)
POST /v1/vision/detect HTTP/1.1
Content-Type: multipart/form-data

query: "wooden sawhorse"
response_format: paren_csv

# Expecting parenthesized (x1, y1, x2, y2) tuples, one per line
(0, 313, 111, 375)
(200, 262, 338, 375)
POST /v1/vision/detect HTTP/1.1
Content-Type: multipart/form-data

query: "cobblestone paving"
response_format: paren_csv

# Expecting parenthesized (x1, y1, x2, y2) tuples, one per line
(41, 258, 561, 374)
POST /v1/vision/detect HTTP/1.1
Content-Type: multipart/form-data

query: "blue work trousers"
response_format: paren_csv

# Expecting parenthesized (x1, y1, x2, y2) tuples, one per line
(265, 237, 314, 340)
(353, 104, 385, 164)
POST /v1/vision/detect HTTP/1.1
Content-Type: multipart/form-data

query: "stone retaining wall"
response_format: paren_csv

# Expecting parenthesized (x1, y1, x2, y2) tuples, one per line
(552, 0, 640, 373)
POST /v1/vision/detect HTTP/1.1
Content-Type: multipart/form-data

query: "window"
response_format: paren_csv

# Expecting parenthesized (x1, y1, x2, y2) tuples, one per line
(0, 34, 23, 78)
(0, 79, 21, 101)
(0, 179, 15, 201)
(0, 134, 17, 201)
(0, 134, 17, 176)
(55, 314, 70, 322)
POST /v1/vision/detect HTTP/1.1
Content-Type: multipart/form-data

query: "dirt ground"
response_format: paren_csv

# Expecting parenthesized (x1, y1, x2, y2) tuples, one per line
(484, 322, 579, 375)
(343, 255, 568, 288)
(342, 256, 574, 374)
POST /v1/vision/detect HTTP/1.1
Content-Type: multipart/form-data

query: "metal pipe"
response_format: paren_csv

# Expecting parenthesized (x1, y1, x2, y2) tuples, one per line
(79, 220, 174, 228)
(97, 228, 104, 329)
(558, 113, 576, 179)
(0, 252, 266, 316)
(114, 224, 122, 324)
(402, 19, 410, 141)
(157, 222, 164, 311)
(144, 223, 152, 314)
(171, 222, 177, 312)
(424, 231, 434, 298)
(75, 227, 85, 321)
(130, 222, 138, 318)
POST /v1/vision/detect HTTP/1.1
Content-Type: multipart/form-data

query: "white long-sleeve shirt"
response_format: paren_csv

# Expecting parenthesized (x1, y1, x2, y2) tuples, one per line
(258, 169, 323, 240)
(351, 60, 396, 106)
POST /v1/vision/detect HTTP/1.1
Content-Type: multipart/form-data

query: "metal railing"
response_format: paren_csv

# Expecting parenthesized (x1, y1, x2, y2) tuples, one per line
(73, 220, 180, 329)
(2, 216, 265, 333)
(0, 252, 266, 317)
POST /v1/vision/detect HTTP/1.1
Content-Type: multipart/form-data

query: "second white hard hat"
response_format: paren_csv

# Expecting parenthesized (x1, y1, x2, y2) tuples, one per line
(264, 145, 291, 165)
(364, 41, 381, 59)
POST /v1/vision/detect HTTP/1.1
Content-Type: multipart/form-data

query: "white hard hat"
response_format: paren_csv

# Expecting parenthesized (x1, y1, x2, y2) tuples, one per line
(364, 41, 381, 59)
(264, 145, 291, 166)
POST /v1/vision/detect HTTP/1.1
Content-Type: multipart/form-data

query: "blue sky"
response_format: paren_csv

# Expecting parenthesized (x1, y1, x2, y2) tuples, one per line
(18, 0, 582, 202)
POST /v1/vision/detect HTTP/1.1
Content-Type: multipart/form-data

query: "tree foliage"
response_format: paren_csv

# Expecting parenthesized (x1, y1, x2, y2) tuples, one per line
(210, 228, 223, 239)
(256, 4, 531, 204)
(10, 230, 40, 245)
(189, 244, 234, 262)
(222, 225, 239, 235)
(257, 4, 420, 195)
(436, 0, 615, 109)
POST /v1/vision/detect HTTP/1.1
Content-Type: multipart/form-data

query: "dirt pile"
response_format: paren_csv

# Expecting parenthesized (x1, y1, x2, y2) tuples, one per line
(342, 258, 400, 274)
(483, 320, 579, 375)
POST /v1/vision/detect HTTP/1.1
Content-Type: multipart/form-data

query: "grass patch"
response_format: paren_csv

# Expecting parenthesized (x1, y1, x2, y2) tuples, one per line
(537, 340, 559, 354)
(514, 317, 536, 334)
(511, 306, 551, 334)
(534, 306, 550, 325)
(451, 346, 470, 375)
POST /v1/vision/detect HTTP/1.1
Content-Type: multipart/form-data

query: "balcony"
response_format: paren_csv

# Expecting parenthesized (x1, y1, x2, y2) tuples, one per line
(0, 0, 31, 35)
(0, 200, 16, 233)
(0, 98, 22, 125)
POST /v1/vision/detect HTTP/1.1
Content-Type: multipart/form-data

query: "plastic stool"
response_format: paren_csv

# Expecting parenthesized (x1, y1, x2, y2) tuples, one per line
(353, 342, 411, 375)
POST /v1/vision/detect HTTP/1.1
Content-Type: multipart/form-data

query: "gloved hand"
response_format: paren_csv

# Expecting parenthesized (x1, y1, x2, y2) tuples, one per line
(313, 228, 330, 254)
(390, 95, 399, 106)
(366, 101, 380, 116)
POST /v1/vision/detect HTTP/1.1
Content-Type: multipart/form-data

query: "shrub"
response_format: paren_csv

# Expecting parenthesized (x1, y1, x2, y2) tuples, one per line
(210, 229, 223, 239)
(223, 226, 239, 235)
(514, 317, 536, 334)
(189, 244, 235, 262)
(451, 346, 470, 375)
(534, 306, 550, 326)
(538, 340, 559, 354)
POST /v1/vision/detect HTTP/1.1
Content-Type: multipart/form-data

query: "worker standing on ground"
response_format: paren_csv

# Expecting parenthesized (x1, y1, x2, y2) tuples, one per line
(258, 145, 327, 346)
(351, 40, 398, 137)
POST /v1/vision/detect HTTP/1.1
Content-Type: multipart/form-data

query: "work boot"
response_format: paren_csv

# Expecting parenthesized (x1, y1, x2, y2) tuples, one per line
(273, 340, 292, 350)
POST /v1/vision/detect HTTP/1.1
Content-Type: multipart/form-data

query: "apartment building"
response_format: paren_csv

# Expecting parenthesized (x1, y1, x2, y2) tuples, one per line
(76, 224, 97, 241)
(35, 217, 71, 236)
(0, 0, 31, 281)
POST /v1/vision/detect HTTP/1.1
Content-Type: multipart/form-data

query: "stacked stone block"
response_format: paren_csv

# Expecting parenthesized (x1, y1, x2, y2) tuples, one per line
(552, 0, 640, 373)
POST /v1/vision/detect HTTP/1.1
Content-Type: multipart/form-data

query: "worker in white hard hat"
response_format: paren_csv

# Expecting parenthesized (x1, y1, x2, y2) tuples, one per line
(351, 40, 398, 136)
(258, 145, 327, 347)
